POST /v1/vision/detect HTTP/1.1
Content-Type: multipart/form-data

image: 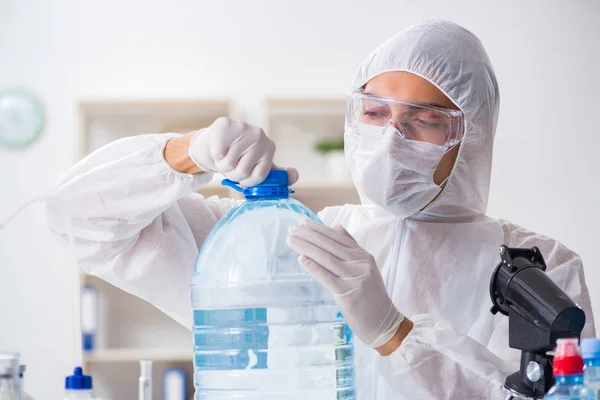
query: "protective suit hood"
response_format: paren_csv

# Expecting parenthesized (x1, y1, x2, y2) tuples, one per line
(345, 20, 500, 220)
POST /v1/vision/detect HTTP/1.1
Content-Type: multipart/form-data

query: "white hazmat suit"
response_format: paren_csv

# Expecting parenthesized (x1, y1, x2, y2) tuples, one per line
(47, 20, 595, 399)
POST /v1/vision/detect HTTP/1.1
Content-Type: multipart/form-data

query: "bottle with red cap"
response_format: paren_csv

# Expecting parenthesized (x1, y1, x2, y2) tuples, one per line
(546, 338, 595, 399)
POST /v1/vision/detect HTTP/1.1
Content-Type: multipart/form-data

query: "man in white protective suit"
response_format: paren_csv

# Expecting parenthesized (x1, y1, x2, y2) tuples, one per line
(47, 20, 595, 399)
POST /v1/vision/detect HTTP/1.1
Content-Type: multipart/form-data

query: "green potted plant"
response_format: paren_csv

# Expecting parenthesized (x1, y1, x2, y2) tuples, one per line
(313, 136, 350, 182)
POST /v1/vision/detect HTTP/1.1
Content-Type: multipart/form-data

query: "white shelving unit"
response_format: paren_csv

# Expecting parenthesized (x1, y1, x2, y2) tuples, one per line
(74, 97, 358, 400)
(84, 348, 192, 363)
(263, 98, 359, 211)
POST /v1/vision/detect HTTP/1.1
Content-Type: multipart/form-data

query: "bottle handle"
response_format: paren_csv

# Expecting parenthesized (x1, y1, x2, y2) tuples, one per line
(221, 179, 244, 192)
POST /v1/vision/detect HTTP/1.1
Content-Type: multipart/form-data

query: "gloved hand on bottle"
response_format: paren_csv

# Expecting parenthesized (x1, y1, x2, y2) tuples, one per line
(188, 117, 298, 188)
(287, 219, 413, 355)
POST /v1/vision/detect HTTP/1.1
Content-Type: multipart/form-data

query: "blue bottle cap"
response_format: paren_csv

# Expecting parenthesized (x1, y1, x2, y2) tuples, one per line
(222, 169, 293, 199)
(65, 366, 92, 390)
(581, 338, 600, 360)
(257, 169, 288, 186)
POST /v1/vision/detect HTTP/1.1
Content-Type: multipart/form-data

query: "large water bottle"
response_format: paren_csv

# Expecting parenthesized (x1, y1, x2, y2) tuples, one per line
(191, 170, 355, 399)
(582, 339, 600, 399)
(545, 338, 594, 399)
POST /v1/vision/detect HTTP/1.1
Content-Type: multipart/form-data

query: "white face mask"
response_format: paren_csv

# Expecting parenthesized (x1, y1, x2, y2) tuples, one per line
(351, 124, 450, 218)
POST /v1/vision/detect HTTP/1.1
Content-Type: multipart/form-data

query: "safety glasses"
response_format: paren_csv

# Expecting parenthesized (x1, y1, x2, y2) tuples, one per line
(346, 91, 464, 148)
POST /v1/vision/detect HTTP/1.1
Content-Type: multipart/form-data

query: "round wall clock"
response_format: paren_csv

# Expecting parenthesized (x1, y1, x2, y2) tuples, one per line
(0, 89, 45, 148)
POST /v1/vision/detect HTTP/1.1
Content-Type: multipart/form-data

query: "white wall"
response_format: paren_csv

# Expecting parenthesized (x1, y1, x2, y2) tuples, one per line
(1, 0, 599, 397)
(0, 0, 79, 399)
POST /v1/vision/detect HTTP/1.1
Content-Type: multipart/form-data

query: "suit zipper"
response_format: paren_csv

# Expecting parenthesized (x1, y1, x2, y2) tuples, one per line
(387, 219, 404, 297)
(371, 218, 404, 399)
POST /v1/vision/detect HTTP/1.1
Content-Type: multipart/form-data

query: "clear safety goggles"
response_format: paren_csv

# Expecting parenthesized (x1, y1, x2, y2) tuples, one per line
(346, 91, 464, 148)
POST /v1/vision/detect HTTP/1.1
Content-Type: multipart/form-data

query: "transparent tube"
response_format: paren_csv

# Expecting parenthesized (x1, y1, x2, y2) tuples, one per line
(138, 360, 152, 400)
(18, 366, 33, 400)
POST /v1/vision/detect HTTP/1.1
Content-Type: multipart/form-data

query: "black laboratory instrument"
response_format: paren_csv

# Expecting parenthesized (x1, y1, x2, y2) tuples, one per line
(489, 245, 586, 399)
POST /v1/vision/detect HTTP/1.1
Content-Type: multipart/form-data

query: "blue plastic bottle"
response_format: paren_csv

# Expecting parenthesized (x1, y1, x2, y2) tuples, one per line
(545, 338, 594, 400)
(582, 339, 600, 399)
(64, 367, 93, 400)
(191, 170, 355, 399)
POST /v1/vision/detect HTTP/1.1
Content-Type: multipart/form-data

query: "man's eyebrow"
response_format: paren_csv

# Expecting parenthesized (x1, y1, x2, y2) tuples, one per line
(406, 103, 446, 110)
(362, 92, 446, 109)
(362, 95, 388, 106)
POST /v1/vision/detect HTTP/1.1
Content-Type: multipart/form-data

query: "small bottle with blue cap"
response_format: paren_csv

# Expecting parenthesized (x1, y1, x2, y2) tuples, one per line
(582, 338, 600, 398)
(64, 367, 93, 399)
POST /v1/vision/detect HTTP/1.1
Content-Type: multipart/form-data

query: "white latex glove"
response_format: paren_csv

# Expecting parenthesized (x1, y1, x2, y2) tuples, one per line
(287, 219, 405, 349)
(189, 117, 298, 187)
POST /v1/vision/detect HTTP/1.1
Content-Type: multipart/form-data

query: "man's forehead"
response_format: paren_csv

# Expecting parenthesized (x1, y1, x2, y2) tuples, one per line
(364, 72, 456, 109)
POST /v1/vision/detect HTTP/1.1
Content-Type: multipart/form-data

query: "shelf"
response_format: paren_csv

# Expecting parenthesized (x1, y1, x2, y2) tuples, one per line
(77, 98, 231, 157)
(78, 99, 230, 116)
(264, 98, 346, 117)
(203, 182, 227, 190)
(84, 348, 192, 363)
(293, 182, 355, 190)
(263, 98, 347, 187)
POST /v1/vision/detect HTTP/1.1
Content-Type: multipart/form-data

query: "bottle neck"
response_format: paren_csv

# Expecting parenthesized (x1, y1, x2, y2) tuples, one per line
(585, 358, 600, 367)
(555, 374, 585, 385)
(244, 185, 290, 200)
